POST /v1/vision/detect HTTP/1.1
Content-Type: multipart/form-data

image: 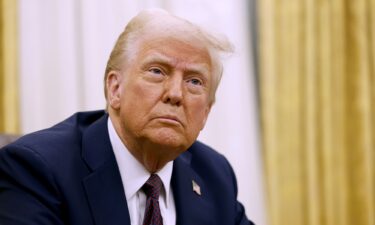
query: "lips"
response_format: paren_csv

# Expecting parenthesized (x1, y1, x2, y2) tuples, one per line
(154, 115, 183, 125)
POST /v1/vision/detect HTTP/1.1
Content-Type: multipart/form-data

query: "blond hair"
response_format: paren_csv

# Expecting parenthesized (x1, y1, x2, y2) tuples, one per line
(104, 9, 233, 104)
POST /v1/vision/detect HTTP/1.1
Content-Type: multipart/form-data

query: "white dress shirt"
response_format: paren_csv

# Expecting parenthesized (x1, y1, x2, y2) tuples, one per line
(108, 117, 176, 225)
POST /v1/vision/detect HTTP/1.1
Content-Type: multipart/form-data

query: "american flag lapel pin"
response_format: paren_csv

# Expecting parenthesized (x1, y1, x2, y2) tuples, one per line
(192, 180, 201, 196)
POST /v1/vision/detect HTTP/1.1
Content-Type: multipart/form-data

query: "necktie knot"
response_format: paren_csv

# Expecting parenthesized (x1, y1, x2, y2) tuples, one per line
(142, 174, 163, 200)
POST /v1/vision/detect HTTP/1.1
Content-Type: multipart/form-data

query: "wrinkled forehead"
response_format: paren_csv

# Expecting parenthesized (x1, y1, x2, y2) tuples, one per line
(139, 45, 211, 73)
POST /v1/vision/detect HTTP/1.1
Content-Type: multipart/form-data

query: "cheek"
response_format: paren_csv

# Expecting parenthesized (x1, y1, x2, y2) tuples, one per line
(187, 99, 210, 129)
(136, 79, 163, 98)
(123, 80, 161, 105)
(120, 80, 163, 122)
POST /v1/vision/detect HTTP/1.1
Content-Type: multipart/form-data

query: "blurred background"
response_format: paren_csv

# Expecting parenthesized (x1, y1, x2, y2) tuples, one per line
(0, 0, 374, 225)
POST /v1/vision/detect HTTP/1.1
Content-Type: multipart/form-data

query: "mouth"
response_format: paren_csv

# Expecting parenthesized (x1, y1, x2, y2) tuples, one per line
(154, 115, 183, 126)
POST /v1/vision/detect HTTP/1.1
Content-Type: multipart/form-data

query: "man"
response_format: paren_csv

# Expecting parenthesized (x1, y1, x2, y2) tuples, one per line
(0, 9, 255, 225)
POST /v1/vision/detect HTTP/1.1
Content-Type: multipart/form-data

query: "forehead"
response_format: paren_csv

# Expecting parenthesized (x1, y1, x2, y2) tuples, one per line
(133, 32, 212, 69)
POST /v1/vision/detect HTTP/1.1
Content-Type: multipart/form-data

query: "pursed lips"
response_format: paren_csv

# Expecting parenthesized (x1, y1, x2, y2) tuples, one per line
(154, 115, 183, 126)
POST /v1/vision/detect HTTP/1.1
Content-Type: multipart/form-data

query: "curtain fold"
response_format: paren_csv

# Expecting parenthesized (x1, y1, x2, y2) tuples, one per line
(259, 0, 374, 225)
(0, 0, 19, 134)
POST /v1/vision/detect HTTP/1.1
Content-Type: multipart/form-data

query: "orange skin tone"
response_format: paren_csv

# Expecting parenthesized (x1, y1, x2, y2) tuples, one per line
(107, 34, 213, 173)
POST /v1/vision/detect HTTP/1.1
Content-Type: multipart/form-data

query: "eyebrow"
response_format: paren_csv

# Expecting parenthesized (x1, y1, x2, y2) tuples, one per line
(141, 52, 211, 76)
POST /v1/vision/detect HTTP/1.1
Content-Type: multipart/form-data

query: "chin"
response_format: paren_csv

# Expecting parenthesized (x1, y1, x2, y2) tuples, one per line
(147, 129, 189, 151)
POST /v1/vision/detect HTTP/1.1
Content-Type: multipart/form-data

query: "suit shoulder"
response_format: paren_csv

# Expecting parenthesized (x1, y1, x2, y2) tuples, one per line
(188, 141, 233, 175)
(2, 110, 106, 160)
(189, 141, 227, 162)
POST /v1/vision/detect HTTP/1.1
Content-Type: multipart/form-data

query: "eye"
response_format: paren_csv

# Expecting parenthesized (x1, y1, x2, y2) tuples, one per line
(148, 68, 163, 75)
(187, 78, 203, 86)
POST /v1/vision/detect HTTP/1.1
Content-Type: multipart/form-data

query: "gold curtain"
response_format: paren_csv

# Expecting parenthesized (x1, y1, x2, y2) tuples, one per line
(259, 0, 374, 225)
(0, 0, 19, 133)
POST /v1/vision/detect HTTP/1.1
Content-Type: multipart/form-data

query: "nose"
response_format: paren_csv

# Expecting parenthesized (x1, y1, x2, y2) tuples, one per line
(162, 74, 183, 106)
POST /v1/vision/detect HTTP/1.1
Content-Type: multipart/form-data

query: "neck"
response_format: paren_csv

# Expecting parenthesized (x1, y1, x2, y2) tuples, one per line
(125, 137, 180, 173)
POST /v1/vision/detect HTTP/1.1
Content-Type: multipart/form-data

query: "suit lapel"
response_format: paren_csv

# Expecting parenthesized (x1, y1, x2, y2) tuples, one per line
(172, 150, 215, 225)
(81, 114, 131, 225)
(80, 114, 215, 225)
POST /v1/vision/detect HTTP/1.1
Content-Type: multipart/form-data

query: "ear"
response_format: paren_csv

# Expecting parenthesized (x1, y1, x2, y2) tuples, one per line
(106, 71, 122, 110)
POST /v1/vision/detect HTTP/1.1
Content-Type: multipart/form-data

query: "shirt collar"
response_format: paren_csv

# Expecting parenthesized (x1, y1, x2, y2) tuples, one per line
(107, 117, 173, 208)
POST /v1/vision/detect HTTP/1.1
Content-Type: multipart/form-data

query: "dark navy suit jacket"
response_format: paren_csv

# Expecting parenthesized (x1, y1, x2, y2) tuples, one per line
(0, 111, 254, 225)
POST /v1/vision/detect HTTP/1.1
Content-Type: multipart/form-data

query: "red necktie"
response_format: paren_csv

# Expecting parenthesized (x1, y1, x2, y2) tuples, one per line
(142, 174, 163, 225)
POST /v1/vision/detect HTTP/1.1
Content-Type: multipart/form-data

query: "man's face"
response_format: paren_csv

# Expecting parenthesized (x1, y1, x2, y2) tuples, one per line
(109, 34, 213, 155)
